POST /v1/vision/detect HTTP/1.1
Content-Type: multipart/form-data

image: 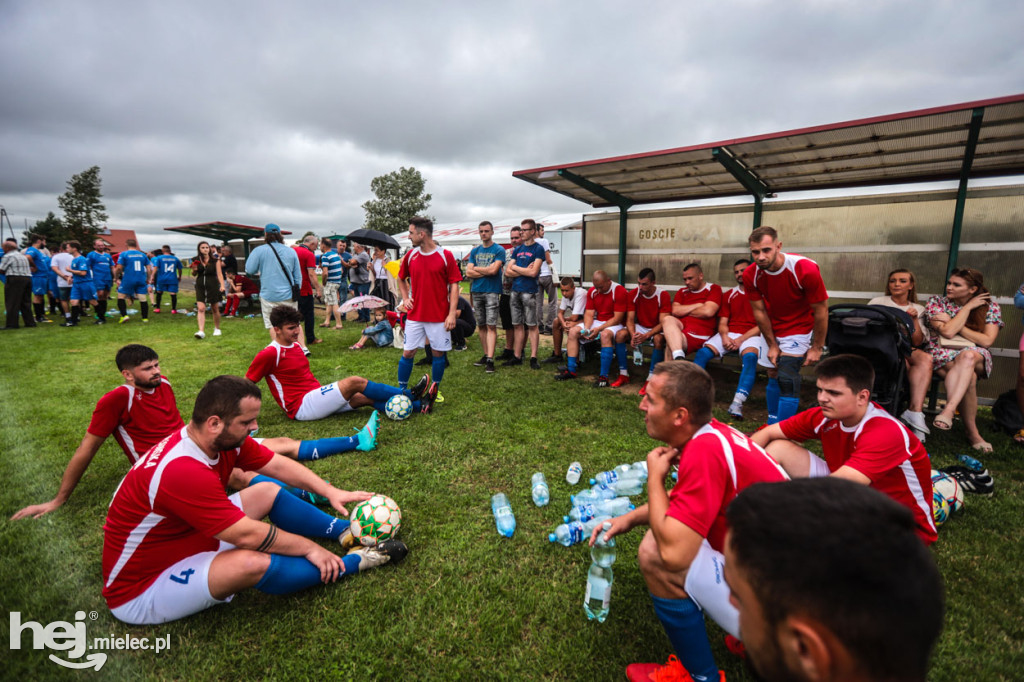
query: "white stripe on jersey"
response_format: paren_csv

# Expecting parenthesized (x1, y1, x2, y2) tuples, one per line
(105, 511, 164, 588)
(265, 344, 288, 412)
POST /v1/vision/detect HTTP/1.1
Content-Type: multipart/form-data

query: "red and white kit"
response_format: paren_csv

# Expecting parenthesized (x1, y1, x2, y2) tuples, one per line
(629, 287, 672, 333)
(742, 254, 828, 338)
(87, 378, 185, 463)
(246, 342, 321, 419)
(672, 282, 723, 352)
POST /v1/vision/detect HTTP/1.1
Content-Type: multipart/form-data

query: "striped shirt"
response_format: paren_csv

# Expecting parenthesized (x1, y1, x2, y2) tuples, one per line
(0, 250, 32, 277)
(321, 250, 344, 283)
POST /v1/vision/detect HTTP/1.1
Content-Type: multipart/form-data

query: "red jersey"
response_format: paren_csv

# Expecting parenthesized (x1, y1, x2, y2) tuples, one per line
(672, 282, 723, 337)
(628, 287, 672, 329)
(721, 286, 757, 334)
(102, 429, 274, 608)
(235, 274, 259, 297)
(742, 254, 828, 337)
(293, 245, 316, 296)
(87, 378, 185, 464)
(398, 247, 462, 323)
(246, 342, 321, 419)
(668, 420, 788, 551)
(778, 404, 937, 544)
(585, 282, 629, 323)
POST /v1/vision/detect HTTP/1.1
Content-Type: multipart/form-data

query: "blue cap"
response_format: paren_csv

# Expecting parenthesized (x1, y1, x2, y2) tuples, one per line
(264, 223, 281, 233)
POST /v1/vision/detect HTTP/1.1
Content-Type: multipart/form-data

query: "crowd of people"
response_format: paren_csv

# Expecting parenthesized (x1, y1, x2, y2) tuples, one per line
(5, 215, 1022, 681)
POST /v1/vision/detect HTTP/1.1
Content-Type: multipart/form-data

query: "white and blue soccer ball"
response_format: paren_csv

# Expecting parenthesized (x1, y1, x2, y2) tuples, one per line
(385, 394, 414, 421)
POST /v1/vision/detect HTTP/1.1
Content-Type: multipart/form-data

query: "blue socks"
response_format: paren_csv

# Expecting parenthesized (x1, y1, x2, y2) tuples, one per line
(568, 356, 578, 373)
(650, 595, 719, 682)
(649, 347, 664, 375)
(250, 474, 323, 505)
(737, 352, 757, 398)
(599, 347, 613, 377)
(297, 437, 358, 461)
(614, 342, 628, 374)
(397, 355, 414, 388)
(693, 346, 715, 369)
(255, 553, 362, 595)
(778, 396, 801, 422)
(362, 380, 403, 402)
(766, 377, 781, 424)
(268, 488, 349, 540)
(431, 354, 447, 386)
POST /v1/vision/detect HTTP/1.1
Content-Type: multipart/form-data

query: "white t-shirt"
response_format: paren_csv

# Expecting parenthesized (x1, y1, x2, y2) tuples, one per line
(868, 295, 926, 328)
(559, 287, 587, 318)
(535, 237, 551, 278)
(51, 252, 73, 288)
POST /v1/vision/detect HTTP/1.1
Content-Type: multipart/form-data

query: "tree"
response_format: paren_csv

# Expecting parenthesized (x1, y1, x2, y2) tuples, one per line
(57, 165, 109, 246)
(20, 212, 67, 250)
(361, 167, 433, 235)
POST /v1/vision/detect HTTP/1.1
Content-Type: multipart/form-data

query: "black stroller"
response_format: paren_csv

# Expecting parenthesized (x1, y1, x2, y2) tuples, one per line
(826, 304, 915, 416)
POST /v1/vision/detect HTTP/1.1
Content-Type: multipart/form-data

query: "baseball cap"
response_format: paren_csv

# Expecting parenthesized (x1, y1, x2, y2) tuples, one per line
(264, 223, 281, 233)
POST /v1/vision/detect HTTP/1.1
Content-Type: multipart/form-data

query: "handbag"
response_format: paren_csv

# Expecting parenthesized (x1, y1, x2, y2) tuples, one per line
(268, 243, 301, 301)
(939, 334, 975, 349)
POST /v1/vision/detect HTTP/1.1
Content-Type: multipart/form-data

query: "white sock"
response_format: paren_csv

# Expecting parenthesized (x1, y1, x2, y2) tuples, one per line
(732, 392, 748, 405)
(672, 350, 685, 360)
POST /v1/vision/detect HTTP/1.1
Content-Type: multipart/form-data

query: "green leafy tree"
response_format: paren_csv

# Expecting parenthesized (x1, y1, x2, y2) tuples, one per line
(57, 165, 109, 246)
(361, 166, 433, 235)
(20, 211, 67, 250)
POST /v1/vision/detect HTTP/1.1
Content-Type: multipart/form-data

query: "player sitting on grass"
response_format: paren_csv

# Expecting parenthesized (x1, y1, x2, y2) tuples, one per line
(102, 375, 408, 625)
(591, 361, 788, 681)
(10, 344, 378, 521)
(247, 305, 435, 420)
(751, 353, 937, 545)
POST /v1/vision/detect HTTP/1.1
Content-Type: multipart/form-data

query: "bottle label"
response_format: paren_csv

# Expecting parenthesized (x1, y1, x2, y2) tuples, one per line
(584, 579, 612, 608)
(605, 470, 619, 484)
(569, 525, 583, 544)
(602, 584, 612, 608)
(578, 503, 595, 522)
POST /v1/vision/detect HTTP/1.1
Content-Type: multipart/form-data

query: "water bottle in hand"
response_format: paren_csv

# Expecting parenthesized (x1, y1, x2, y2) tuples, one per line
(548, 515, 610, 546)
(491, 492, 516, 538)
(633, 348, 643, 365)
(584, 521, 616, 622)
(531, 472, 550, 507)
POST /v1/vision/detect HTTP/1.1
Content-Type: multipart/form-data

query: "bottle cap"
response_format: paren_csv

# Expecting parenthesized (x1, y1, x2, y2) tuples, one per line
(563, 516, 570, 523)
(548, 534, 556, 542)
(589, 478, 596, 485)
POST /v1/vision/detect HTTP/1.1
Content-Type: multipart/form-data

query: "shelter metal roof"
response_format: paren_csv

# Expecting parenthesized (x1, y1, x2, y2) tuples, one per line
(513, 94, 1024, 207)
(163, 221, 292, 242)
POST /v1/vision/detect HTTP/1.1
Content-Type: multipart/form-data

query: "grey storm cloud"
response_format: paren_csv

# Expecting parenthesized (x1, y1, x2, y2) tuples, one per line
(1, 0, 1022, 249)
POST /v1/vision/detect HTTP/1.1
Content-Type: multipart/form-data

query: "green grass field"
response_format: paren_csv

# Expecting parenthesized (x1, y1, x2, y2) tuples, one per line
(1, 292, 1021, 681)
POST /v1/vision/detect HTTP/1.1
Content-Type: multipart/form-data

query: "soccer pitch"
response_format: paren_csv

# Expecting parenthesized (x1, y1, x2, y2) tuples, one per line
(1, 298, 1021, 680)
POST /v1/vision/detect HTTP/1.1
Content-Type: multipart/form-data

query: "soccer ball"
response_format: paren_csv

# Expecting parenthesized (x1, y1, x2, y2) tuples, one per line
(350, 494, 402, 546)
(385, 394, 413, 421)
(931, 470, 964, 513)
(931, 490, 950, 527)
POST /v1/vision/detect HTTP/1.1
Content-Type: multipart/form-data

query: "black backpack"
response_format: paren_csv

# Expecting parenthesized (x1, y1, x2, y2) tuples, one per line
(992, 390, 1024, 435)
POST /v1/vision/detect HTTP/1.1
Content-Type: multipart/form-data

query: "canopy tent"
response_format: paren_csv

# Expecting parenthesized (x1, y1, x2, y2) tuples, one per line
(513, 93, 1024, 281)
(394, 213, 583, 252)
(163, 221, 292, 257)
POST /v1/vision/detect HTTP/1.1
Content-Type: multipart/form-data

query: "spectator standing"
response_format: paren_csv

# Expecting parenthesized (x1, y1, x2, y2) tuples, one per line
(370, 246, 396, 310)
(319, 238, 345, 330)
(191, 241, 224, 339)
(1, 239, 35, 329)
(293, 234, 323, 347)
(219, 244, 238, 278)
(503, 218, 545, 369)
(51, 242, 74, 322)
(497, 226, 522, 361)
(245, 224, 305, 349)
(347, 242, 372, 323)
(534, 222, 557, 334)
(465, 221, 505, 372)
(924, 266, 1003, 452)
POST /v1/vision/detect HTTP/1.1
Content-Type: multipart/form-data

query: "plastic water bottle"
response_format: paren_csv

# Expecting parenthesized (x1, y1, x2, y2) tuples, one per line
(548, 515, 611, 546)
(591, 463, 648, 487)
(593, 477, 645, 497)
(566, 461, 582, 485)
(491, 493, 515, 538)
(571, 486, 618, 505)
(531, 472, 550, 507)
(633, 348, 644, 365)
(957, 454, 984, 473)
(584, 521, 616, 622)
(566, 497, 633, 523)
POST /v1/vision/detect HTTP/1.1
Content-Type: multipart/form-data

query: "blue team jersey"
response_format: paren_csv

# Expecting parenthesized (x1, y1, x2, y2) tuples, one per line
(25, 246, 50, 278)
(118, 250, 150, 282)
(468, 243, 506, 294)
(70, 255, 93, 283)
(151, 254, 182, 283)
(87, 251, 114, 282)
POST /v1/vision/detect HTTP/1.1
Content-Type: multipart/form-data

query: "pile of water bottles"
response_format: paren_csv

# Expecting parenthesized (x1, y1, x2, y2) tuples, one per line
(489, 460, 659, 623)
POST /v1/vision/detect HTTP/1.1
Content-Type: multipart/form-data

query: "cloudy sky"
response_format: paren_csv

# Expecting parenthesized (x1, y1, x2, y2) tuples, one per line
(2, 0, 1022, 250)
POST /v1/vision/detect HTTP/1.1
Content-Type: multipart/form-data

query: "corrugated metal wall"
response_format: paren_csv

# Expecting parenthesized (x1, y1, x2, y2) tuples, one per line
(582, 185, 1024, 399)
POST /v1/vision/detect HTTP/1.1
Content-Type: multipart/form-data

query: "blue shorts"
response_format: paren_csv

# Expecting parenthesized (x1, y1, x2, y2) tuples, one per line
(32, 276, 49, 297)
(155, 280, 179, 294)
(119, 279, 149, 297)
(70, 282, 97, 302)
(94, 277, 113, 293)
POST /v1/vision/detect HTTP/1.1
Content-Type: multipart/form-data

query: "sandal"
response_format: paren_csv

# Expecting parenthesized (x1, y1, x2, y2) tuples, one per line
(319, 323, 331, 328)
(1014, 429, 1024, 446)
(970, 440, 993, 454)
(348, 344, 363, 350)
(933, 415, 953, 431)
(332, 325, 344, 330)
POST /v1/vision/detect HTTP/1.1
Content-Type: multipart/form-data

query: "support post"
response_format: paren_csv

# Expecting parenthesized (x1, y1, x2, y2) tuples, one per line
(713, 147, 768, 230)
(946, 107, 985, 280)
(557, 169, 634, 283)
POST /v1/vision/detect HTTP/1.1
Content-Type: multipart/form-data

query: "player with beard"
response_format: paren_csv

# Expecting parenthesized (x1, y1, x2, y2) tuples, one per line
(101, 375, 408, 625)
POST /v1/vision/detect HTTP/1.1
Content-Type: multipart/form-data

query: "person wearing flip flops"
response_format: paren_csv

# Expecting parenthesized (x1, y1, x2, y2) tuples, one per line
(350, 308, 394, 350)
(923, 267, 1003, 453)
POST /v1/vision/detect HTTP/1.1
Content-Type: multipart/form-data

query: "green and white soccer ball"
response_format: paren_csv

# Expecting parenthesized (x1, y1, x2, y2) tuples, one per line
(350, 494, 402, 546)
(385, 394, 414, 421)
